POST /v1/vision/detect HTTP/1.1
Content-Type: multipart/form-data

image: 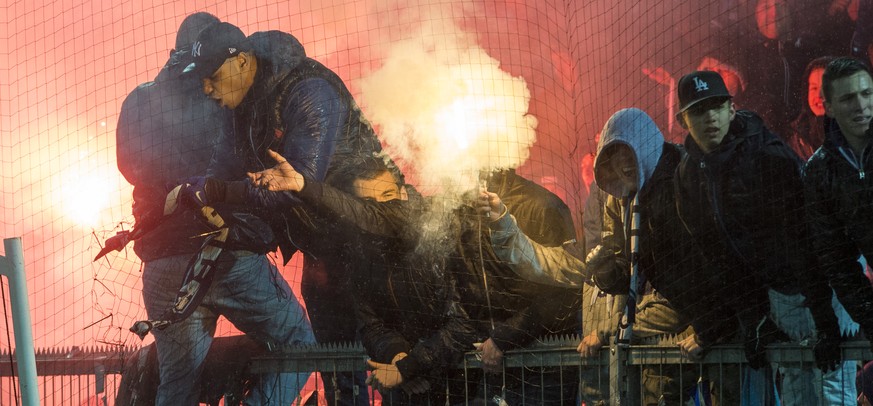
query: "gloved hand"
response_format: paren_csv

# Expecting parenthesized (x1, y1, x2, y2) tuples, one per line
(177, 176, 226, 209)
(586, 245, 626, 292)
(813, 331, 843, 372)
(744, 315, 789, 370)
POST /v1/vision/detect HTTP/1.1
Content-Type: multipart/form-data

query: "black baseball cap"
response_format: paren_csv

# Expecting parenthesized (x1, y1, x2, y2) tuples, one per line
(677, 70, 732, 113)
(181, 22, 252, 80)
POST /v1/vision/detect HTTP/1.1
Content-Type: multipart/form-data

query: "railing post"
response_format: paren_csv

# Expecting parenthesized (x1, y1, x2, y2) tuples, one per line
(0, 237, 39, 406)
(609, 339, 629, 405)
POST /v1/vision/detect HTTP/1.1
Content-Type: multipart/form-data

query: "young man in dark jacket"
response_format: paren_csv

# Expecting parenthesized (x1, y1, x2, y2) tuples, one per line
(674, 70, 848, 402)
(116, 13, 315, 405)
(276, 156, 478, 405)
(804, 56, 873, 354)
(247, 150, 581, 405)
(181, 21, 392, 405)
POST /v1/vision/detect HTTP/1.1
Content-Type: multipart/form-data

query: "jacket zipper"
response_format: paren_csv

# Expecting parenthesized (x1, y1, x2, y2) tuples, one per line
(701, 159, 723, 233)
(838, 146, 866, 180)
(702, 156, 756, 272)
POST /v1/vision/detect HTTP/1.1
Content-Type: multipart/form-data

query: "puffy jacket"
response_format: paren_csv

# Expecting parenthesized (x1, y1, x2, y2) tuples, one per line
(676, 110, 838, 341)
(215, 30, 386, 261)
(802, 119, 873, 335)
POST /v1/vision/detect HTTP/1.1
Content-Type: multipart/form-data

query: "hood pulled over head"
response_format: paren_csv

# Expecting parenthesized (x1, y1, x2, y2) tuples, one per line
(594, 108, 664, 197)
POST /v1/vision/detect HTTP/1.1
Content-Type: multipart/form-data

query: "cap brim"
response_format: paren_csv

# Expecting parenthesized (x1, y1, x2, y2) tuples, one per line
(180, 57, 226, 80)
(678, 94, 732, 114)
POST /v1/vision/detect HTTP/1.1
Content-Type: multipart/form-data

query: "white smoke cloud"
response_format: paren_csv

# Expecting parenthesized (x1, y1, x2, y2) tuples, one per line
(358, 20, 537, 195)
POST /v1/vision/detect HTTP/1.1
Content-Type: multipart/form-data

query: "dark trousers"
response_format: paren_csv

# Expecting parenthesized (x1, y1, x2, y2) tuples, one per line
(302, 257, 370, 406)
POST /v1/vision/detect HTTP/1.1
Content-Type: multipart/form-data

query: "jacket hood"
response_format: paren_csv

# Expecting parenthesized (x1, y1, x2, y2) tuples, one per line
(248, 30, 307, 87)
(684, 110, 765, 165)
(594, 108, 664, 197)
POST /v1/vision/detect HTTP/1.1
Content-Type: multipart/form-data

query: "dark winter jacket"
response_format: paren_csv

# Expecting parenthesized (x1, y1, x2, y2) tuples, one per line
(676, 110, 839, 341)
(802, 119, 873, 335)
(216, 30, 386, 261)
(293, 177, 477, 381)
(294, 169, 579, 367)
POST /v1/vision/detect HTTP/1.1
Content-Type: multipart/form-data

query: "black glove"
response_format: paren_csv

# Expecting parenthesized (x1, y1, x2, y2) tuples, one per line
(586, 245, 627, 292)
(177, 176, 226, 209)
(744, 315, 789, 370)
(813, 331, 843, 372)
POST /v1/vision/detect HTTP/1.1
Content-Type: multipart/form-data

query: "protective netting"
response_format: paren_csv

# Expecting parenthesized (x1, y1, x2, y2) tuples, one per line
(0, 0, 867, 404)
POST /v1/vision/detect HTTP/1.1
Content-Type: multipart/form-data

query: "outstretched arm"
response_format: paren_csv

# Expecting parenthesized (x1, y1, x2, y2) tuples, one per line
(479, 190, 588, 287)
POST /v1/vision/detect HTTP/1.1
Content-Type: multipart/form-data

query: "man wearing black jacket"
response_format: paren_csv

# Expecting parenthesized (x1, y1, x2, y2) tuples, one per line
(246, 152, 581, 405)
(181, 21, 393, 405)
(674, 71, 847, 402)
(245, 153, 476, 404)
(116, 14, 315, 405)
(804, 56, 873, 357)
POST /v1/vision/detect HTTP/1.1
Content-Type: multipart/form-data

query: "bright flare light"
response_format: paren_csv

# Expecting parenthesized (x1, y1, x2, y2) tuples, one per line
(438, 97, 477, 150)
(359, 22, 537, 194)
(61, 168, 112, 228)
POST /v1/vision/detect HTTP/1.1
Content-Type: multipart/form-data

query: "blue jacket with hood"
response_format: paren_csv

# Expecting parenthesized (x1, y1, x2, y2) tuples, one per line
(216, 30, 388, 261)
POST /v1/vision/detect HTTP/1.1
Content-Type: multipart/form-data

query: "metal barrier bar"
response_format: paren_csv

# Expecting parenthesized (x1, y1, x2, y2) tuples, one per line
(249, 338, 873, 371)
(0, 346, 129, 376)
(0, 237, 39, 406)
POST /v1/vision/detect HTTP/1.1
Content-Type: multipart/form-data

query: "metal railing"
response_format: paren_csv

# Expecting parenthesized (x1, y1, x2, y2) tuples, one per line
(0, 338, 867, 405)
(0, 345, 127, 405)
(251, 336, 873, 405)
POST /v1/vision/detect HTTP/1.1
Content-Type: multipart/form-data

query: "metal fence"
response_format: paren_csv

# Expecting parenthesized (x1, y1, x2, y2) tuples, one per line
(0, 338, 869, 405)
(0, 346, 125, 405)
(251, 336, 873, 405)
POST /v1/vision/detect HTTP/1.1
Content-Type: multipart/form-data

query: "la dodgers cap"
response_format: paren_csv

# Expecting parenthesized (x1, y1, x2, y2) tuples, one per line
(182, 22, 251, 80)
(677, 70, 732, 113)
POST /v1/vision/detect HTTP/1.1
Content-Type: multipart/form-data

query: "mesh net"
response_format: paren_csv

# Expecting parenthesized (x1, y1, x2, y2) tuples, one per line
(0, 0, 867, 404)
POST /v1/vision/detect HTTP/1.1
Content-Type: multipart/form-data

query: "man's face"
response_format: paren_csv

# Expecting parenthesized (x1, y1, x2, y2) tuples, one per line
(599, 144, 637, 197)
(825, 70, 873, 140)
(807, 68, 826, 117)
(202, 54, 255, 109)
(681, 98, 736, 153)
(352, 171, 401, 202)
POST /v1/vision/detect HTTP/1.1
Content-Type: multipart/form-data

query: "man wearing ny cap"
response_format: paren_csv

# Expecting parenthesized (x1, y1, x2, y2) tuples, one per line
(116, 13, 316, 406)
(180, 21, 393, 405)
(674, 70, 848, 403)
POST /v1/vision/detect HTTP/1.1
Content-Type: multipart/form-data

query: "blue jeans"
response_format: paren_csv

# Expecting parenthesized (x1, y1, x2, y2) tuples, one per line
(142, 252, 316, 405)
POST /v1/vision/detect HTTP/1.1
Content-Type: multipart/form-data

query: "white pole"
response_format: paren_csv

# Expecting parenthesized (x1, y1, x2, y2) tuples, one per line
(0, 237, 39, 406)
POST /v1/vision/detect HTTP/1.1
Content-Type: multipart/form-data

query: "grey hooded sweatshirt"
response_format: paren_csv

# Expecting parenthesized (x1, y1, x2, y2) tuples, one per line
(489, 108, 690, 341)
(489, 108, 669, 288)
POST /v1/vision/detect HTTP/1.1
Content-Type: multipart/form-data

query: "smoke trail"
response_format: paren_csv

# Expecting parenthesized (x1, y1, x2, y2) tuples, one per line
(357, 18, 537, 258)
(358, 19, 538, 196)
